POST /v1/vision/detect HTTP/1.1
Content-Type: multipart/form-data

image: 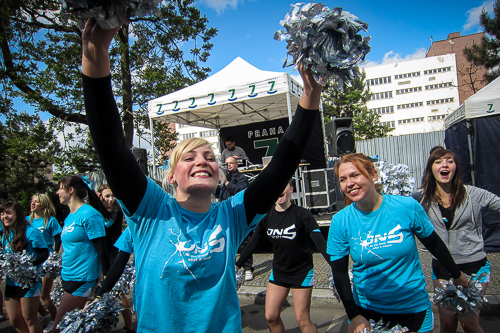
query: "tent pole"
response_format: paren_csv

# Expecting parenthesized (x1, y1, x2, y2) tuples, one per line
(150, 116, 156, 180)
(466, 120, 475, 186)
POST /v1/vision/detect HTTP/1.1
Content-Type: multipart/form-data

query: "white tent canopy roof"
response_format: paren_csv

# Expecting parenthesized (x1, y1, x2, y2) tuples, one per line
(148, 57, 303, 129)
(445, 75, 500, 129)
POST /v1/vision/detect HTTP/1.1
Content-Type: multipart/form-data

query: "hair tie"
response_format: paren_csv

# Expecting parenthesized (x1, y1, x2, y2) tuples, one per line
(81, 176, 94, 191)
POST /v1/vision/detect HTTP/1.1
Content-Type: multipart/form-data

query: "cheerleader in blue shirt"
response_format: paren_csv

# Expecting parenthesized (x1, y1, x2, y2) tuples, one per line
(50, 176, 111, 333)
(1, 201, 49, 333)
(81, 17, 322, 333)
(27, 193, 62, 322)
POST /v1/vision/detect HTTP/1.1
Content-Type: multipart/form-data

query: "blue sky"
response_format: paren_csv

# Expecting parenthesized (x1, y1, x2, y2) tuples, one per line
(194, 0, 495, 75)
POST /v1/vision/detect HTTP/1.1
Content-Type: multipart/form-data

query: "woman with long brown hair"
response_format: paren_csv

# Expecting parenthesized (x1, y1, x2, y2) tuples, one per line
(327, 153, 468, 333)
(1, 201, 49, 333)
(48, 176, 111, 333)
(416, 147, 500, 333)
(28, 194, 62, 323)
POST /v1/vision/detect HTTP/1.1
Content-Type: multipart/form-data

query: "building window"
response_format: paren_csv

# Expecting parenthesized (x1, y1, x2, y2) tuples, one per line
(394, 72, 420, 80)
(199, 130, 218, 138)
(178, 123, 189, 128)
(428, 115, 447, 121)
(381, 121, 395, 128)
(429, 77, 436, 81)
(370, 91, 393, 100)
(397, 102, 424, 109)
(425, 82, 453, 90)
(395, 86, 422, 94)
(181, 132, 197, 140)
(424, 67, 451, 75)
(367, 76, 392, 86)
(398, 117, 424, 124)
(427, 97, 454, 105)
(398, 80, 411, 86)
(369, 106, 394, 115)
(431, 109, 439, 112)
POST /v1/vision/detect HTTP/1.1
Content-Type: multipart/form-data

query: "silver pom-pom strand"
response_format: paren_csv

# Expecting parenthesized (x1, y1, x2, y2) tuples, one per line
(1, 250, 40, 288)
(274, 2, 371, 87)
(236, 268, 245, 291)
(433, 274, 488, 316)
(57, 293, 124, 333)
(42, 252, 62, 278)
(51, 277, 65, 307)
(61, 0, 162, 30)
(360, 319, 409, 333)
(327, 273, 341, 302)
(374, 161, 415, 196)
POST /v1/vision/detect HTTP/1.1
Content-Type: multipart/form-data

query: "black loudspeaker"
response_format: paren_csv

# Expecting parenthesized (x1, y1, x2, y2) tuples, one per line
(301, 168, 336, 209)
(325, 118, 355, 156)
(131, 148, 148, 176)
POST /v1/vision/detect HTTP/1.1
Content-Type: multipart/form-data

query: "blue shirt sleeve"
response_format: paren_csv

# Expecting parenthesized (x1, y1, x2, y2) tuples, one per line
(48, 216, 62, 236)
(27, 226, 48, 250)
(82, 213, 106, 240)
(114, 227, 134, 254)
(327, 211, 350, 260)
(411, 200, 434, 238)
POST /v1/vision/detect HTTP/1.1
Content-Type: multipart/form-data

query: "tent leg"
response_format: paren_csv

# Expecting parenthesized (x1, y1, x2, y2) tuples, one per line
(467, 120, 475, 186)
(150, 117, 156, 180)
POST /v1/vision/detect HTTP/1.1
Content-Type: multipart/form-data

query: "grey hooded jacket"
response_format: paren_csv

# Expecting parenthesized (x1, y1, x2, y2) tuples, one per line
(414, 186, 500, 264)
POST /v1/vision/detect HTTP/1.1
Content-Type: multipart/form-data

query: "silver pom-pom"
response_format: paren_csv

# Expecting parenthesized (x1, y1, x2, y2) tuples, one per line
(42, 252, 62, 278)
(274, 2, 371, 87)
(327, 274, 341, 302)
(109, 258, 136, 298)
(361, 319, 409, 333)
(374, 161, 415, 196)
(236, 269, 245, 291)
(57, 293, 123, 333)
(61, 0, 162, 29)
(433, 274, 488, 316)
(0, 250, 40, 288)
(51, 277, 65, 307)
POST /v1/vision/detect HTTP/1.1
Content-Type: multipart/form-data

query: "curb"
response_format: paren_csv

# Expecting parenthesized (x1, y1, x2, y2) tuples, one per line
(238, 287, 500, 316)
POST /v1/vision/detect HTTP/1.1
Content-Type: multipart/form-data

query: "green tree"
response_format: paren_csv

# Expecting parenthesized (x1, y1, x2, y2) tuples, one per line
(0, 0, 216, 171)
(0, 113, 61, 212)
(463, 0, 500, 82)
(322, 74, 393, 140)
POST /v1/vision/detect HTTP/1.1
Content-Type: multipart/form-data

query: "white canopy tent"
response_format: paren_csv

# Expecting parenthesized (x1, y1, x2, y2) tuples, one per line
(148, 57, 326, 179)
(445, 75, 500, 129)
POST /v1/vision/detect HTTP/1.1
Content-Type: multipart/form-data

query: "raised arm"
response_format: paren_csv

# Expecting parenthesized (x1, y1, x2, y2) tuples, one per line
(244, 65, 322, 223)
(82, 19, 147, 214)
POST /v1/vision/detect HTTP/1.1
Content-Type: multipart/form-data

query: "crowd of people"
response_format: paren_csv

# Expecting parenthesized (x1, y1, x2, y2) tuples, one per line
(0, 16, 498, 333)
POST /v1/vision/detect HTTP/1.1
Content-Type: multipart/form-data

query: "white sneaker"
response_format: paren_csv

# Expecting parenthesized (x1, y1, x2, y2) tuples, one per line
(43, 321, 54, 333)
(245, 270, 254, 281)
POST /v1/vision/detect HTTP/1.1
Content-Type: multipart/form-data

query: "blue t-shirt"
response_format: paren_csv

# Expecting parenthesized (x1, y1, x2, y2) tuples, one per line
(327, 194, 434, 314)
(61, 204, 106, 281)
(26, 216, 62, 251)
(2, 224, 48, 286)
(118, 178, 264, 333)
(114, 227, 133, 254)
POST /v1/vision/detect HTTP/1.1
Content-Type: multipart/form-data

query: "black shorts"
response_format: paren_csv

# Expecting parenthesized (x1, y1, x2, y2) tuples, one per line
(432, 257, 487, 280)
(358, 307, 429, 332)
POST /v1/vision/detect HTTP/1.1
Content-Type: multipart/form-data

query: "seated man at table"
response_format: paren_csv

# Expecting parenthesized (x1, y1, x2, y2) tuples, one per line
(219, 136, 251, 165)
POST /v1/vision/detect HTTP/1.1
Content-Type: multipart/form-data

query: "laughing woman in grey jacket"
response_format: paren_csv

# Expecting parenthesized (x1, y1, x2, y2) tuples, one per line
(416, 147, 500, 333)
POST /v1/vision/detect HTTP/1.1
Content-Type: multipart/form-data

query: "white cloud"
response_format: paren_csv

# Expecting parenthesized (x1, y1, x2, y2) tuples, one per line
(196, 0, 245, 15)
(463, 0, 495, 32)
(363, 48, 427, 68)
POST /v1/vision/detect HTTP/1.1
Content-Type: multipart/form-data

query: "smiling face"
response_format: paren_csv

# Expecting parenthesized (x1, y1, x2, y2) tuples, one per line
(1, 206, 17, 228)
(170, 144, 219, 199)
(30, 198, 43, 213)
(338, 162, 378, 204)
(432, 153, 456, 185)
(100, 189, 116, 209)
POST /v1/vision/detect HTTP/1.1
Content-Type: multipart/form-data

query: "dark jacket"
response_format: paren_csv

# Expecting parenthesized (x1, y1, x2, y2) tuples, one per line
(219, 170, 249, 201)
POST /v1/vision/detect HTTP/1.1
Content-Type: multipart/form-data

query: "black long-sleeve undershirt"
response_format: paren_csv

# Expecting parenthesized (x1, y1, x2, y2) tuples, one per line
(91, 236, 110, 276)
(83, 75, 318, 225)
(54, 234, 61, 253)
(96, 251, 131, 297)
(33, 248, 49, 266)
(332, 230, 461, 320)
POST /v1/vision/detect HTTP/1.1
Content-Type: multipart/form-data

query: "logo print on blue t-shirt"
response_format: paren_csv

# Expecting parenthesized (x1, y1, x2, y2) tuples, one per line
(161, 224, 226, 280)
(355, 224, 404, 262)
(62, 222, 75, 236)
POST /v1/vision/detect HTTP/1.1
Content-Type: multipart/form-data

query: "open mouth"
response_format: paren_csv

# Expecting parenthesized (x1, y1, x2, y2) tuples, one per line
(440, 170, 450, 176)
(193, 171, 210, 177)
